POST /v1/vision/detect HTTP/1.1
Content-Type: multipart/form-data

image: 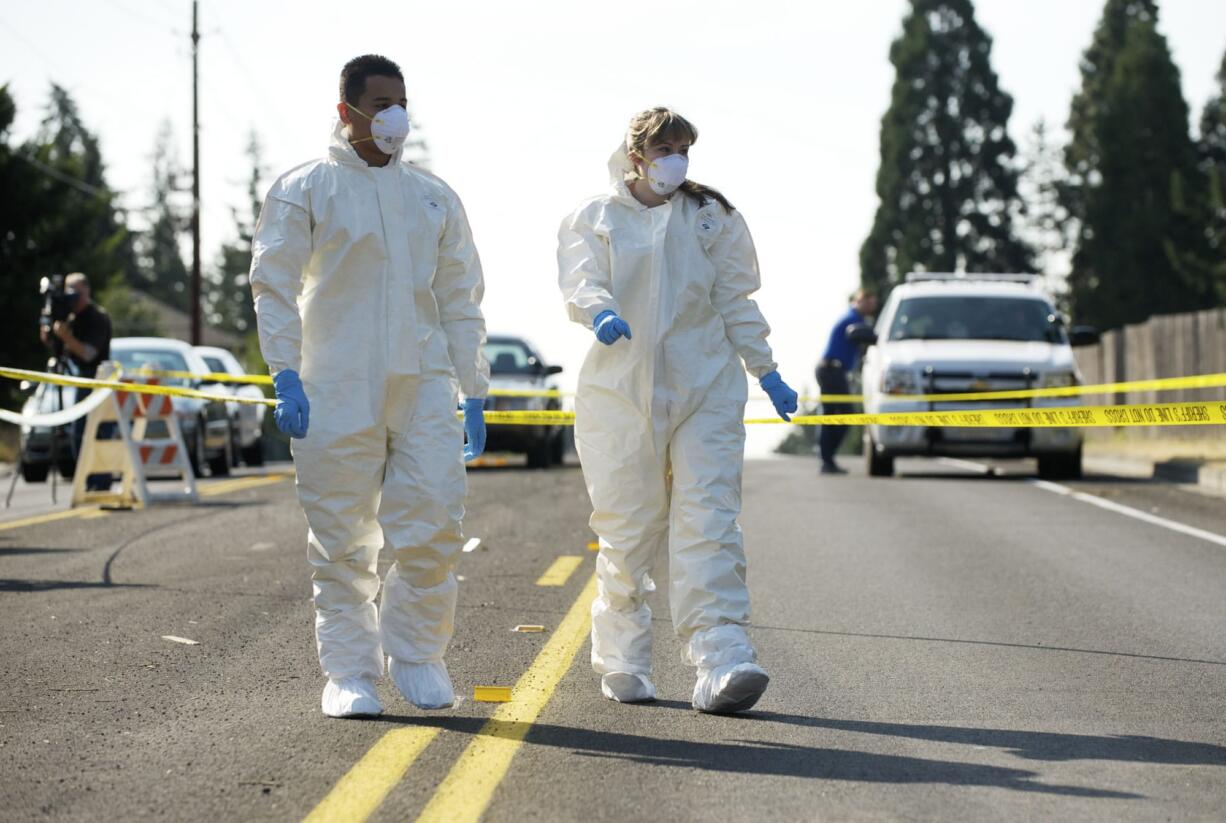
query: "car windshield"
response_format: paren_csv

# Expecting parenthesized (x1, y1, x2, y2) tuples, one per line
(887, 297, 1066, 343)
(484, 340, 539, 375)
(201, 356, 228, 375)
(111, 348, 192, 386)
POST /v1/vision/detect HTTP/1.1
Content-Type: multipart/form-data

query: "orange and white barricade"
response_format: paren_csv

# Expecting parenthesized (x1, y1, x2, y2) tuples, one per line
(72, 362, 198, 508)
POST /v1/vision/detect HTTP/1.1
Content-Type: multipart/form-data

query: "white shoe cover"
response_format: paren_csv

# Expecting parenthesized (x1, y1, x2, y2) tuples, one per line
(321, 677, 383, 718)
(692, 662, 769, 714)
(389, 658, 455, 710)
(600, 672, 656, 703)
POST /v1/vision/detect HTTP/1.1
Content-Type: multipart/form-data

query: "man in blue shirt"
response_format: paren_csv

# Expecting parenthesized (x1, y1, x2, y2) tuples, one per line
(817, 288, 877, 474)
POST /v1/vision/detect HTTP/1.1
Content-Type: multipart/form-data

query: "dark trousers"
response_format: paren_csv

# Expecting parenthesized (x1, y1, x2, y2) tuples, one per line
(816, 365, 852, 464)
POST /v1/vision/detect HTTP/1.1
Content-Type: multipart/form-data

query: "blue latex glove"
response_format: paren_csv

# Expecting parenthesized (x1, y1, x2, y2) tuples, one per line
(759, 370, 799, 422)
(463, 397, 486, 462)
(593, 310, 632, 346)
(272, 369, 310, 438)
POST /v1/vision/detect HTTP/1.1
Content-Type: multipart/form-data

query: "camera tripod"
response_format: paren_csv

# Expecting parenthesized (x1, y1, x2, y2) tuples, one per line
(4, 347, 72, 509)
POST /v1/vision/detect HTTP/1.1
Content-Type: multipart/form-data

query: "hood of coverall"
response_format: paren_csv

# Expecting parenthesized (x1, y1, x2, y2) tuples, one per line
(329, 117, 405, 168)
(607, 140, 688, 209)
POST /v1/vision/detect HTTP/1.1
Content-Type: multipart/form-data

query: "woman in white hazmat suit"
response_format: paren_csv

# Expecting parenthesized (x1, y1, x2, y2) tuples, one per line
(250, 55, 489, 718)
(557, 107, 799, 713)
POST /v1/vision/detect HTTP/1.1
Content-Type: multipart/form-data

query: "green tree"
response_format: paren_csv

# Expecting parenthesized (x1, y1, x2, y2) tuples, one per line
(860, 0, 1033, 296)
(206, 131, 264, 340)
(1018, 119, 1076, 305)
(1063, 0, 1214, 328)
(1192, 49, 1226, 302)
(0, 85, 140, 407)
(133, 121, 189, 311)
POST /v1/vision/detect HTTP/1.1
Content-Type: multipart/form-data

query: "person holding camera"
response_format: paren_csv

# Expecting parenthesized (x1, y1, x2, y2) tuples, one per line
(40, 272, 112, 380)
(39, 273, 112, 488)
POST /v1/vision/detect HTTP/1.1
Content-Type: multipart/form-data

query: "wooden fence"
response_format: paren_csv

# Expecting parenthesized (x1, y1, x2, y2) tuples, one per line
(1073, 307, 1226, 439)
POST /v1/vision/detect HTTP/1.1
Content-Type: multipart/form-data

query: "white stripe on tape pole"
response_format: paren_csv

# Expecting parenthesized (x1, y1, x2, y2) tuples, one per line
(0, 388, 114, 428)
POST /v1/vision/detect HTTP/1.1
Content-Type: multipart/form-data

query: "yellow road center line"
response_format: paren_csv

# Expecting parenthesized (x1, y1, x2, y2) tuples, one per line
(416, 572, 597, 823)
(0, 506, 100, 533)
(302, 726, 441, 823)
(534, 555, 584, 587)
(198, 473, 291, 498)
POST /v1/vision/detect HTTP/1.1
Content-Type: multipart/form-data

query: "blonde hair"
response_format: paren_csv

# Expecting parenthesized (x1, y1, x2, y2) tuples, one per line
(625, 107, 734, 211)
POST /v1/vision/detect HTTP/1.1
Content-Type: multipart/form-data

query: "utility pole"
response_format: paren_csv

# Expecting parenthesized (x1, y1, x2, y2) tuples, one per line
(190, 0, 202, 345)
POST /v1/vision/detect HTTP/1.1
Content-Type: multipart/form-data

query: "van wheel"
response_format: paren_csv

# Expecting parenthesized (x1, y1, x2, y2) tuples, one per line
(242, 439, 265, 467)
(20, 461, 49, 483)
(208, 424, 233, 477)
(527, 436, 551, 469)
(865, 435, 895, 477)
(1038, 448, 1082, 480)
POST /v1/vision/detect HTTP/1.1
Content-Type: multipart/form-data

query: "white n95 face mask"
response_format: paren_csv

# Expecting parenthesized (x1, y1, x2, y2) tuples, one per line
(348, 103, 411, 155)
(645, 153, 689, 195)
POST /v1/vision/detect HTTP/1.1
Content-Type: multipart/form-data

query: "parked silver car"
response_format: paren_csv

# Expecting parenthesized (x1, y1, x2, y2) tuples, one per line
(194, 345, 267, 467)
(483, 335, 567, 468)
(110, 337, 233, 476)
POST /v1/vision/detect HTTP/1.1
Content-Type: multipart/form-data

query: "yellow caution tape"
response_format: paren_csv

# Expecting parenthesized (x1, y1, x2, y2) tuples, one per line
(0, 366, 274, 407)
(797, 395, 864, 404)
(761, 400, 1226, 428)
(137, 368, 568, 399)
(882, 372, 1226, 404)
(126, 369, 1226, 405)
(486, 401, 1226, 428)
(136, 367, 273, 386)
(6, 367, 1224, 428)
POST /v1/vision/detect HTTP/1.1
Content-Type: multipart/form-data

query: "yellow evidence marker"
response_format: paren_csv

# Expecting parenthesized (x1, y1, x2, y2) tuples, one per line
(474, 686, 513, 703)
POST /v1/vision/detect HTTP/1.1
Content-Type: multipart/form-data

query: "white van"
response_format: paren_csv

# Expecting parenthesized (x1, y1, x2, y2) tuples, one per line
(855, 273, 1099, 479)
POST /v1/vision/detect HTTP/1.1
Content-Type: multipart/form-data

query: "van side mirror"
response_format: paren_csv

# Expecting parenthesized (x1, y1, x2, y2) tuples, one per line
(545, 365, 563, 376)
(847, 324, 878, 346)
(1069, 326, 1100, 347)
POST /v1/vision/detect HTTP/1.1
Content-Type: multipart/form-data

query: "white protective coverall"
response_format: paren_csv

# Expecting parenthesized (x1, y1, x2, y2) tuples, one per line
(558, 148, 776, 680)
(250, 121, 489, 682)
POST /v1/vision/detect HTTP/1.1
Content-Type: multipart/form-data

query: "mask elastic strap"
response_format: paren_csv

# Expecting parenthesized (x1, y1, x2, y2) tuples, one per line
(344, 103, 376, 146)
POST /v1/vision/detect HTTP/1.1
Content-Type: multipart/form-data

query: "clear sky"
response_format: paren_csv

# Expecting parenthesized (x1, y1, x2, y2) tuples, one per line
(3, 1, 1223, 453)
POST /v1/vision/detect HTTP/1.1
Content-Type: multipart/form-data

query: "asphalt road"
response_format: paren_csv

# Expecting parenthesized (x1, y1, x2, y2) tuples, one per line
(1, 453, 1224, 822)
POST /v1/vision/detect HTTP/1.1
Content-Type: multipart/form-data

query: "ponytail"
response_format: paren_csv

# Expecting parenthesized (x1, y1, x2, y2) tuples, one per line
(679, 180, 735, 212)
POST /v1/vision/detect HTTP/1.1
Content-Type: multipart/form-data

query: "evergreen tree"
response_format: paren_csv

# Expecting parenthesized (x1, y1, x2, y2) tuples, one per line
(206, 132, 264, 339)
(0, 85, 152, 406)
(860, 0, 1033, 296)
(1018, 119, 1076, 303)
(1063, 2, 1213, 328)
(134, 121, 189, 311)
(1193, 50, 1226, 302)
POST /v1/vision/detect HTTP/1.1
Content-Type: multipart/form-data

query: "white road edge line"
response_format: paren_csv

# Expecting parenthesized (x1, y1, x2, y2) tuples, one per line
(935, 457, 993, 474)
(1032, 478, 1226, 549)
(938, 457, 1226, 549)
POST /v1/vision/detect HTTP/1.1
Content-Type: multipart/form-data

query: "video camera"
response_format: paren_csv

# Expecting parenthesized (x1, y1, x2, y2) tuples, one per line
(39, 274, 75, 330)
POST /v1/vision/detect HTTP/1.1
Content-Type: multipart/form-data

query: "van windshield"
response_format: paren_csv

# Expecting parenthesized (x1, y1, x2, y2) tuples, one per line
(111, 349, 192, 386)
(887, 297, 1066, 344)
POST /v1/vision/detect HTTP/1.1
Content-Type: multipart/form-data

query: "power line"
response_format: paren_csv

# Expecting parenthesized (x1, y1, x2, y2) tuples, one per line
(12, 151, 113, 199)
(98, 0, 184, 35)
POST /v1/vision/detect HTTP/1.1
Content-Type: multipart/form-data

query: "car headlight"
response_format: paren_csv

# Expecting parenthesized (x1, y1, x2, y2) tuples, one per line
(1039, 371, 1079, 388)
(881, 366, 921, 395)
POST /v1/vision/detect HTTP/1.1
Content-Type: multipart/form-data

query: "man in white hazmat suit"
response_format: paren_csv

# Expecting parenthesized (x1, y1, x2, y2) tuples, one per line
(558, 107, 799, 714)
(250, 54, 489, 718)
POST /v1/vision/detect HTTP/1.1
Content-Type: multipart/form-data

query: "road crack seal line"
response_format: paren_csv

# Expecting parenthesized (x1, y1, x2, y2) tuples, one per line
(101, 509, 228, 586)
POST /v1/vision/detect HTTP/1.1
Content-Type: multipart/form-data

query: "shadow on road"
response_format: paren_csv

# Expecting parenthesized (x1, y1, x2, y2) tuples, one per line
(752, 713, 1226, 767)
(377, 713, 1145, 799)
(0, 546, 87, 557)
(895, 471, 1155, 486)
(0, 578, 154, 592)
(751, 624, 1226, 667)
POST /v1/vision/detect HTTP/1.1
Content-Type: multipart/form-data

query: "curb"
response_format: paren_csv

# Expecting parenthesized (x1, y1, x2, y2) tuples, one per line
(1085, 454, 1226, 495)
